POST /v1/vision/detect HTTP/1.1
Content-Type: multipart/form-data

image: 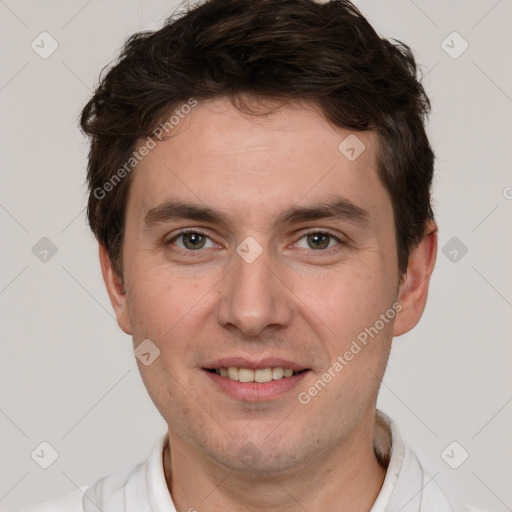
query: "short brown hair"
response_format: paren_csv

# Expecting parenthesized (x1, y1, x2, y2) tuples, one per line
(81, 0, 434, 276)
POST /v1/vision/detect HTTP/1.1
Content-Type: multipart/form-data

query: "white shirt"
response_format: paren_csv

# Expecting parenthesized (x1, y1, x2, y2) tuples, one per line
(19, 413, 454, 512)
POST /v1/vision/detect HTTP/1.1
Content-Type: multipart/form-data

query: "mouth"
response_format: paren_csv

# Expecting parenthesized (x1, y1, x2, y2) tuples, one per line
(202, 358, 311, 401)
(204, 366, 307, 383)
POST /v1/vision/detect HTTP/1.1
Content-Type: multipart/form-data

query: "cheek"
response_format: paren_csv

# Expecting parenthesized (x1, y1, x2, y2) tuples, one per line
(126, 253, 183, 315)
(125, 264, 218, 360)
(300, 259, 397, 336)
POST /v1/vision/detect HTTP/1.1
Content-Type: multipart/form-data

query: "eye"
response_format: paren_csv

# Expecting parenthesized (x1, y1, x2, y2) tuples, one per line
(169, 230, 217, 251)
(295, 232, 341, 251)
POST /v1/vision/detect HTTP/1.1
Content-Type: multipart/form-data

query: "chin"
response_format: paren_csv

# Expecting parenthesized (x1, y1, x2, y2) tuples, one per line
(208, 432, 309, 475)
(220, 450, 299, 475)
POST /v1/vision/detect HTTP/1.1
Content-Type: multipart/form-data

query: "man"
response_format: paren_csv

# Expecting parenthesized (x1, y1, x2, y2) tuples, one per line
(21, 0, 452, 510)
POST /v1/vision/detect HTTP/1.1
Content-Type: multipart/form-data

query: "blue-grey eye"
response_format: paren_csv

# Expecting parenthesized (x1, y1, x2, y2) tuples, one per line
(296, 233, 339, 250)
(173, 231, 215, 250)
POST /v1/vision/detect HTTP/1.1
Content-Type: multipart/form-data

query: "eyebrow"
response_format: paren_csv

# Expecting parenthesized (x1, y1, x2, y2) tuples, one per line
(275, 198, 369, 227)
(144, 197, 369, 229)
(144, 201, 229, 228)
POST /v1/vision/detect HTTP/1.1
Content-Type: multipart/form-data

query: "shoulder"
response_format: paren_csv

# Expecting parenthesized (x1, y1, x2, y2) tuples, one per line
(16, 464, 139, 512)
(420, 471, 454, 512)
(375, 411, 455, 512)
(15, 434, 170, 512)
(16, 462, 143, 512)
(16, 487, 87, 512)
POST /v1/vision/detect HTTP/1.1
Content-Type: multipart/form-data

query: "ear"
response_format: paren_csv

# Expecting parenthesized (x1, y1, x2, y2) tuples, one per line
(99, 244, 132, 335)
(393, 220, 437, 337)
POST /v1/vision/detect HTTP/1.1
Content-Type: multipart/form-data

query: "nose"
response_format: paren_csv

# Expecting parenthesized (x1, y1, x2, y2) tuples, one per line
(215, 241, 294, 337)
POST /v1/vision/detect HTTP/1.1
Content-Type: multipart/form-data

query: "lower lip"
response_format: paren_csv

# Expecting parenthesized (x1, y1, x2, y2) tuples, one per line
(203, 369, 310, 402)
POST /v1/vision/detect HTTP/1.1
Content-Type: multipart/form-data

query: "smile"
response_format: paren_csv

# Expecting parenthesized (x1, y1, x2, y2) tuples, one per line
(207, 367, 303, 383)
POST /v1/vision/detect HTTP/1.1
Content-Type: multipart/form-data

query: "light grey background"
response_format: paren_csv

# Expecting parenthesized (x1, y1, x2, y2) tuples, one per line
(0, 1, 511, 511)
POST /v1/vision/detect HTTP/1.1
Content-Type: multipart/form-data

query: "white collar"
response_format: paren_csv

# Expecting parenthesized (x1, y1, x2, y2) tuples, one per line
(82, 411, 452, 512)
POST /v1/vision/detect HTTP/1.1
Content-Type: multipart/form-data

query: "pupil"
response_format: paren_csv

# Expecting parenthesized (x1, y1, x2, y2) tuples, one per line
(185, 233, 205, 249)
(308, 233, 329, 250)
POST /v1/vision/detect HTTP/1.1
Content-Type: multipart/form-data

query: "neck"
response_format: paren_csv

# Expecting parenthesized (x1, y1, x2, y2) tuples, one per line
(163, 411, 388, 512)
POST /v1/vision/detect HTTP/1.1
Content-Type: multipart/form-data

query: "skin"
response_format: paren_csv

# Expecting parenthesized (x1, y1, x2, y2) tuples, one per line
(100, 97, 437, 512)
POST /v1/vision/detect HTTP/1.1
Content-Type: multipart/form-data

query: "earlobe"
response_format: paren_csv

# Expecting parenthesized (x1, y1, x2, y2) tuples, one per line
(99, 245, 133, 335)
(393, 221, 438, 337)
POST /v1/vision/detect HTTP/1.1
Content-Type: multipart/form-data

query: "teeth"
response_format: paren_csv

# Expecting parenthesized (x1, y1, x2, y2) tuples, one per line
(214, 367, 299, 382)
(238, 368, 254, 382)
(227, 367, 239, 380)
(272, 367, 284, 380)
(255, 368, 273, 383)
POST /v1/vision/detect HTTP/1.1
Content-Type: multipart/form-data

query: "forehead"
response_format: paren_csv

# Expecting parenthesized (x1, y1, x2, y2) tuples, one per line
(128, 97, 390, 226)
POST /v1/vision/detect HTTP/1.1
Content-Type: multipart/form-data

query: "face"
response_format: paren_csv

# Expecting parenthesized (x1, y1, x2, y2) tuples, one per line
(101, 97, 434, 474)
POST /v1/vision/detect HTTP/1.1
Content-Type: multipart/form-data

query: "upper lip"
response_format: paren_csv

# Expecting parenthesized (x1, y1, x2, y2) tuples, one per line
(204, 357, 309, 372)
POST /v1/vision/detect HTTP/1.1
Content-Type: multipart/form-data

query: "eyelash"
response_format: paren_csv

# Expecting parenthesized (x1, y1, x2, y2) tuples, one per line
(166, 228, 344, 256)
(166, 229, 218, 253)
